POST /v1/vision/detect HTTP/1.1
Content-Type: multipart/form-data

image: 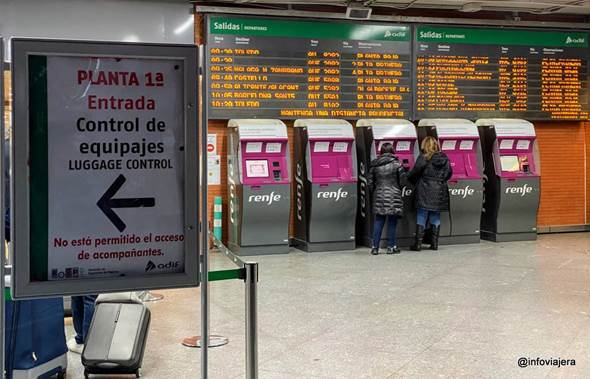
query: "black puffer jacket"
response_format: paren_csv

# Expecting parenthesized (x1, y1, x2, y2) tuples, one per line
(408, 152, 453, 211)
(368, 153, 407, 216)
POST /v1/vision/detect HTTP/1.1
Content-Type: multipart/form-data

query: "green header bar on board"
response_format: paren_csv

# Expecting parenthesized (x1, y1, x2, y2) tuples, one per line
(209, 16, 410, 42)
(416, 26, 588, 48)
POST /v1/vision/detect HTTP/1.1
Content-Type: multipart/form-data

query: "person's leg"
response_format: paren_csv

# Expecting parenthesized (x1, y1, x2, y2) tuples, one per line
(429, 211, 441, 226)
(429, 211, 441, 250)
(411, 208, 427, 251)
(82, 295, 98, 343)
(416, 208, 428, 227)
(372, 214, 386, 254)
(386, 216, 401, 254)
(71, 296, 84, 344)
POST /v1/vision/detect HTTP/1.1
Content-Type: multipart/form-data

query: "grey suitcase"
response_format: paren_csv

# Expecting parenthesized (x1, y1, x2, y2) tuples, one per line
(82, 302, 151, 378)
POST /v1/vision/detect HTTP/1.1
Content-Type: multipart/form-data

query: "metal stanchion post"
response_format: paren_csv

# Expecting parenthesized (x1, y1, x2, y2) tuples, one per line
(245, 262, 258, 379)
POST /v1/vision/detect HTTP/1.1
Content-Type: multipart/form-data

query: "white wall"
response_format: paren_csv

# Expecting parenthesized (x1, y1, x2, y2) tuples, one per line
(0, 0, 194, 60)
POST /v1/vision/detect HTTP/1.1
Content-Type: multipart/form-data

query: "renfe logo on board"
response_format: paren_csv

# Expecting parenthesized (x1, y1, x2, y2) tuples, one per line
(505, 184, 533, 197)
(449, 185, 475, 198)
(317, 188, 348, 202)
(248, 192, 281, 205)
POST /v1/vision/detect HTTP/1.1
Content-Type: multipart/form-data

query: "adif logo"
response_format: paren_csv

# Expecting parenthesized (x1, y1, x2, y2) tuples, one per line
(566, 36, 585, 44)
(295, 163, 304, 221)
(145, 261, 156, 272)
(449, 185, 475, 199)
(145, 260, 180, 273)
(385, 30, 406, 38)
(506, 184, 533, 197)
(248, 192, 281, 205)
(317, 187, 348, 202)
(359, 162, 368, 218)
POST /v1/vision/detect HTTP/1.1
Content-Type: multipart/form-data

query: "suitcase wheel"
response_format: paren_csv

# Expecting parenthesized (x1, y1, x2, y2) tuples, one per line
(57, 371, 66, 379)
(136, 369, 142, 378)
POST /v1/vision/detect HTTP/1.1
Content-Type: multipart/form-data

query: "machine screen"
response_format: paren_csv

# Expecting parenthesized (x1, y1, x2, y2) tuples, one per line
(500, 155, 520, 172)
(245, 160, 269, 177)
(396, 141, 411, 151)
(442, 140, 457, 150)
(314, 142, 330, 153)
(516, 140, 530, 150)
(246, 142, 263, 153)
(459, 140, 474, 150)
(266, 143, 282, 153)
(499, 139, 514, 150)
(333, 142, 348, 152)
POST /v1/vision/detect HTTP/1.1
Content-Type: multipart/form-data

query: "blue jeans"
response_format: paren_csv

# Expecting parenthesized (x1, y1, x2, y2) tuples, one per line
(71, 295, 98, 344)
(417, 208, 441, 227)
(373, 214, 399, 247)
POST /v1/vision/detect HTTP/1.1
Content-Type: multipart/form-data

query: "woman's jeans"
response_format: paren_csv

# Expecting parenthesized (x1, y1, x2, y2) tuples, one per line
(373, 214, 399, 247)
(71, 295, 98, 344)
(417, 208, 441, 227)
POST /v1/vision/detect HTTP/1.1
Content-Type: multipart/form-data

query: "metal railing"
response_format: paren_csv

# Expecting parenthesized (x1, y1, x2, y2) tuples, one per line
(208, 233, 258, 379)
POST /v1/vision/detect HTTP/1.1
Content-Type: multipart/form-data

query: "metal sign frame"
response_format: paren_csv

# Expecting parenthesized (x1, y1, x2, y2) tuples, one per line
(0, 36, 6, 378)
(11, 38, 200, 298)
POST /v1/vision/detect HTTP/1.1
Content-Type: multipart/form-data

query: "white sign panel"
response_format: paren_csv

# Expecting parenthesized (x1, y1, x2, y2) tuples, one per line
(45, 56, 185, 281)
(333, 142, 348, 152)
(208, 155, 221, 185)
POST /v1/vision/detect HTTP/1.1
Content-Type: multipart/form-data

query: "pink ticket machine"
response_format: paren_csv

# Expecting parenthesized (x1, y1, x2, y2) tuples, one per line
(477, 119, 540, 242)
(293, 119, 357, 252)
(417, 119, 484, 245)
(355, 119, 418, 248)
(227, 119, 291, 255)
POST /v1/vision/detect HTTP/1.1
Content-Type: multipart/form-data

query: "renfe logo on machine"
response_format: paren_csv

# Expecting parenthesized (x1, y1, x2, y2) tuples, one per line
(505, 184, 534, 197)
(449, 185, 475, 198)
(317, 188, 348, 202)
(401, 186, 413, 197)
(358, 162, 368, 218)
(248, 192, 281, 205)
(295, 163, 304, 221)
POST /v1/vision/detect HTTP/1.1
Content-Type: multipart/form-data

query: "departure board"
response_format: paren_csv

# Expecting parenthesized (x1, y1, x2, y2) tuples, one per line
(414, 26, 590, 120)
(206, 16, 412, 119)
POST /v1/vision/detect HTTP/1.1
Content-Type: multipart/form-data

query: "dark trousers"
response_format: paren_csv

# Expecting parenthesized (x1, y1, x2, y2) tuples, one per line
(71, 295, 98, 344)
(373, 214, 399, 248)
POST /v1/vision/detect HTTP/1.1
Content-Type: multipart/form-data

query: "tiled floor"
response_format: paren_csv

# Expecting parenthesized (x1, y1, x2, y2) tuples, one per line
(65, 232, 590, 378)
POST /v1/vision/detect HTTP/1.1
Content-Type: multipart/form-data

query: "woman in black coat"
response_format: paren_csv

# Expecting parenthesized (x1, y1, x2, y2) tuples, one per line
(407, 136, 453, 251)
(367, 143, 407, 255)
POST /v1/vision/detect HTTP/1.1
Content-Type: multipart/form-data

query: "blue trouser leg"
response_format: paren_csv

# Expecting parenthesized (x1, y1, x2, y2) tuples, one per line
(71, 296, 85, 344)
(386, 215, 398, 247)
(72, 295, 97, 344)
(417, 208, 428, 227)
(372, 214, 386, 247)
(429, 211, 441, 226)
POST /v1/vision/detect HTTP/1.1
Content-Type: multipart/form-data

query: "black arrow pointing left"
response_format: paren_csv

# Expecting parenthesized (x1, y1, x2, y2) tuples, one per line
(97, 174, 155, 232)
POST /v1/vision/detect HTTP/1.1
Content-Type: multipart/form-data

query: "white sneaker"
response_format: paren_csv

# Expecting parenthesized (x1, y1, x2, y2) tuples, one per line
(67, 337, 84, 354)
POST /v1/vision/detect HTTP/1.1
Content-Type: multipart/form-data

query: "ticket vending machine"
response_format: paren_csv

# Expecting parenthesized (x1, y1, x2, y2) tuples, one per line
(227, 119, 291, 255)
(293, 119, 357, 252)
(417, 119, 484, 245)
(355, 119, 418, 248)
(477, 119, 541, 242)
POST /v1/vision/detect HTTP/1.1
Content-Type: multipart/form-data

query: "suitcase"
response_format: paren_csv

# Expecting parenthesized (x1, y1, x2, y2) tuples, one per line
(82, 302, 151, 378)
(4, 297, 68, 379)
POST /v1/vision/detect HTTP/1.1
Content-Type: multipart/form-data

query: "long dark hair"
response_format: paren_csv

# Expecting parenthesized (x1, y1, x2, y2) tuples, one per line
(380, 142, 394, 155)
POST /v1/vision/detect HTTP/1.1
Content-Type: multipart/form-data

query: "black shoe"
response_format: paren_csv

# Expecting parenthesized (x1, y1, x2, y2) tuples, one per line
(410, 225, 425, 251)
(386, 246, 401, 255)
(430, 225, 440, 251)
(370, 247, 379, 255)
